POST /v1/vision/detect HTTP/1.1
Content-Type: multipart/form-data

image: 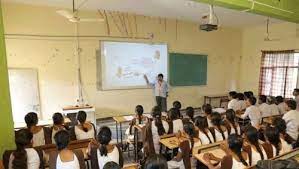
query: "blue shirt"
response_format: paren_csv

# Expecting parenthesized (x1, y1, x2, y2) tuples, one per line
(148, 80, 169, 98)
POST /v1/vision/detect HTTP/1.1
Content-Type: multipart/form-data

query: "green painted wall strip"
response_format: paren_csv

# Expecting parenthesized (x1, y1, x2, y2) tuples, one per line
(0, 2, 15, 159)
(194, 0, 299, 23)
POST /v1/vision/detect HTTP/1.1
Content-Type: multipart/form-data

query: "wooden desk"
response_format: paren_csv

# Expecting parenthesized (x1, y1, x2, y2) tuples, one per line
(194, 148, 226, 166)
(261, 115, 282, 124)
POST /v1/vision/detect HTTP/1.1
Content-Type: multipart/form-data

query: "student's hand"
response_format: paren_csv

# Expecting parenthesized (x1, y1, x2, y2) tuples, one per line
(203, 153, 212, 161)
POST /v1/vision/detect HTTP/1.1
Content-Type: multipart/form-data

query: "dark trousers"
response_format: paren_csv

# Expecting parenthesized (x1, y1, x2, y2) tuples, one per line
(156, 96, 167, 112)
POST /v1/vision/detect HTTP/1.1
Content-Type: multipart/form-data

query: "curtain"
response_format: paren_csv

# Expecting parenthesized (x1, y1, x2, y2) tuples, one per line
(259, 50, 298, 98)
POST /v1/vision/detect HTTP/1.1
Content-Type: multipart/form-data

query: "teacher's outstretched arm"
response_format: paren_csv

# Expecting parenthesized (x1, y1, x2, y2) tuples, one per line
(144, 74, 154, 88)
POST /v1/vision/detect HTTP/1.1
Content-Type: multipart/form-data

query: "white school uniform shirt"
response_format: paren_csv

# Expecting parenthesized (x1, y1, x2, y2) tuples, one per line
(151, 120, 169, 154)
(269, 104, 280, 116)
(74, 125, 95, 140)
(173, 119, 184, 133)
(251, 147, 267, 166)
(56, 154, 80, 169)
(280, 138, 292, 154)
(283, 110, 299, 140)
(214, 128, 228, 141)
(228, 99, 238, 111)
(231, 156, 249, 169)
(235, 100, 247, 111)
(97, 146, 120, 169)
(259, 103, 272, 118)
(198, 130, 214, 145)
(278, 102, 287, 114)
(9, 148, 40, 169)
(32, 129, 45, 147)
(241, 105, 261, 128)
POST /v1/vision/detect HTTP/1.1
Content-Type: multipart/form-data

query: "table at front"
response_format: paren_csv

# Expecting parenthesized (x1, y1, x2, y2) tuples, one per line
(194, 148, 226, 166)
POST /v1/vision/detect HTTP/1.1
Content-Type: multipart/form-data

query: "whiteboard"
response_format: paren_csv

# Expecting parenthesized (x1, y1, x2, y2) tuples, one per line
(101, 41, 168, 90)
(8, 69, 41, 123)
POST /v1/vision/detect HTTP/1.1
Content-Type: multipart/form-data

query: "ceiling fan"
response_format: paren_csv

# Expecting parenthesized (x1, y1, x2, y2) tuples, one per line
(56, 0, 104, 23)
(264, 18, 280, 41)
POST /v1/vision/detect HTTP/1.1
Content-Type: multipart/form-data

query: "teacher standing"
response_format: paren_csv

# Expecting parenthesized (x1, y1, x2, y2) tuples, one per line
(144, 73, 169, 112)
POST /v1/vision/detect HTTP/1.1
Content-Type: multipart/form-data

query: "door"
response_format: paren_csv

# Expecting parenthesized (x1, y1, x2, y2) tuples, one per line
(8, 68, 41, 123)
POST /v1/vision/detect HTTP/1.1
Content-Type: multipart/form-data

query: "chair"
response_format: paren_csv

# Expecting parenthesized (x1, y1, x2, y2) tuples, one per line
(179, 140, 191, 169)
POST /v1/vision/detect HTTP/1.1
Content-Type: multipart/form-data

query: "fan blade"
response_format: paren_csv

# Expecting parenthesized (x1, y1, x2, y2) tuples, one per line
(79, 18, 105, 22)
(56, 10, 75, 20)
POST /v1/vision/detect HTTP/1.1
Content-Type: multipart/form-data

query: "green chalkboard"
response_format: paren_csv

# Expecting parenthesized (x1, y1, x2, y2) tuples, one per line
(169, 53, 207, 86)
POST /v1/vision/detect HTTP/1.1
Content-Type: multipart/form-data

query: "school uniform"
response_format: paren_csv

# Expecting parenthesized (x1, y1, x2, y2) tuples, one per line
(241, 105, 261, 128)
(9, 148, 41, 169)
(198, 130, 214, 145)
(231, 157, 249, 169)
(228, 99, 238, 111)
(151, 120, 169, 154)
(172, 119, 184, 133)
(259, 103, 271, 118)
(56, 154, 80, 169)
(269, 104, 280, 116)
(214, 128, 228, 141)
(251, 146, 267, 166)
(74, 124, 95, 140)
(277, 102, 287, 114)
(283, 110, 299, 140)
(32, 128, 45, 147)
(236, 100, 247, 111)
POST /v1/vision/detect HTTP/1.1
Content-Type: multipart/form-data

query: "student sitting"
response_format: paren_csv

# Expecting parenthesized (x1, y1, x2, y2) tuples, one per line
(272, 117, 294, 145)
(49, 130, 85, 169)
(173, 100, 182, 117)
(275, 96, 287, 114)
(244, 91, 254, 100)
(51, 112, 68, 144)
(185, 106, 195, 123)
(202, 104, 213, 127)
(228, 91, 238, 111)
(241, 97, 261, 128)
(283, 100, 299, 140)
(144, 154, 168, 169)
(258, 95, 271, 118)
(75, 111, 96, 140)
(8, 129, 43, 169)
(194, 116, 215, 145)
(24, 112, 45, 146)
(210, 112, 228, 141)
(266, 96, 280, 116)
(103, 162, 120, 169)
(168, 108, 183, 133)
(244, 126, 267, 165)
(168, 122, 198, 169)
(264, 126, 288, 156)
(225, 109, 241, 135)
(203, 134, 249, 169)
(89, 126, 123, 169)
(235, 93, 247, 112)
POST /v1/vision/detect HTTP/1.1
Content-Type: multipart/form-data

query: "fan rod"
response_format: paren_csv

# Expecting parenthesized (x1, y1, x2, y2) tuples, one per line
(4, 33, 151, 40)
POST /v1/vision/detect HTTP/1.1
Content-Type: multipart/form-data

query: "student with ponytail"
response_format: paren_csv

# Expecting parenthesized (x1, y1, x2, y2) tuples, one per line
(202, 104, 213, 127)
(203, 134, 249, 169)
(8, 129, 42, 169)
(185, 106, 195, 123)
(24, 112, 45, 146)
(89, 126, 123, 169)
(225, 109, 241, 135)
(264, 126, 283, 156)
(194, 116, 215, 144)
(168, 108, 184, 134)
(244, 126, 267, 165)
(51, 112, 67, 144)
(210, 112, 228, 141)
(75, 111, 95, 140)
(272, 117, 294, 148)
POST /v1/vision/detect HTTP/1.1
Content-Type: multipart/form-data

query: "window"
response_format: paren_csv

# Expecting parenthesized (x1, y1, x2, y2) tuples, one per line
(259, 50, 299, 98)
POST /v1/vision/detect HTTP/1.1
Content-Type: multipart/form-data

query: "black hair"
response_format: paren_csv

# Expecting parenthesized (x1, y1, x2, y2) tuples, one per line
(237, 93, 245, 100)
(186, 106, 194, 121)
(211, 112, 226, 140)
(259, 95, 267, 103)
(248, 91, 254, 97)
(267, 96, 276, 105)
(245, 126, 264, 160)
(52, 112, 64, 125)
(228, 134, 248, 166)
(265, 126, 281, 156)
(272, 117, 287, 134)
(229, 91, 237, 99)
(286, 100, 297, 110)
(244, 92, 251, 100)
(247, 96, 257, 105)
(97, 126, 112, 156)
(157, 74, 164, 78)
(202, 104, 212, 115)
(54, 130, 70, 151)
(173, 101, 182, 110)
(24, 112, 38, 129)
(103, 161, 120, 169)
(144, 154, 168, 169)
(135, 105, 144, 124)
(294, 89, 299, 93)
(225, 109, 238, 135)
(275, 96, 284, 104)
(194, 116, 212, 143)
(13, 129, 33, 169)
(183, 122, 196, 149)
(152, 106, 166, 136)
(168, 108, 180, 121)
(77, 111, 88, 132)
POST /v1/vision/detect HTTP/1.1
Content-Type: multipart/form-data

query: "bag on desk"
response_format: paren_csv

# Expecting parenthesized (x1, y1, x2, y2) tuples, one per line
(256, 159, 299, 169)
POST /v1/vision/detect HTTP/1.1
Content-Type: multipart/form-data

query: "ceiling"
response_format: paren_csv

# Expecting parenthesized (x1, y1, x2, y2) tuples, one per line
(3, 0, 284, 28)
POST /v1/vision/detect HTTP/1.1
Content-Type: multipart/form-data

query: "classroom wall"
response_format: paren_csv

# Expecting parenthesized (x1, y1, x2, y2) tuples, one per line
(2, 3, 242, 119)
(239, 22, 299, 94)
(0, 3, 15, 159)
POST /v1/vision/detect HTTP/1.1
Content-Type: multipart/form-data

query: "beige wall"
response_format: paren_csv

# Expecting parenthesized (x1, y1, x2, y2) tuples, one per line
(239, 22, 299, 94)
(3, 3, 242, 119)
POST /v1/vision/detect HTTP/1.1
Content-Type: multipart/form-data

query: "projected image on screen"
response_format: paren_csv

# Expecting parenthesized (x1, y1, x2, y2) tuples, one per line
(101, 41, 168, 90)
